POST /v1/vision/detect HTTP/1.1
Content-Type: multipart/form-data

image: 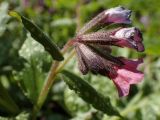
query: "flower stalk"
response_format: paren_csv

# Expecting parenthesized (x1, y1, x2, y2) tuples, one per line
(31, 40, 75, 120)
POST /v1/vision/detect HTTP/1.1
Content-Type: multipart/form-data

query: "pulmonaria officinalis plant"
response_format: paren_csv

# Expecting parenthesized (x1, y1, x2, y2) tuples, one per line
(8, 5, 145, 119)
(72, 6, 144, 97)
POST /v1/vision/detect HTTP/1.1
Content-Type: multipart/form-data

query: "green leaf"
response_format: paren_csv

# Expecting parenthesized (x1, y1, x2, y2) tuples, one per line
(17, 35, 47, 103)
(0, 81, 20, 115)
(64, 87, 90, 116)
(61, 70, 121, 117)
(18, 60, 45, 104)
(9, 11, 64, 61)
(19, 33, 44, 60)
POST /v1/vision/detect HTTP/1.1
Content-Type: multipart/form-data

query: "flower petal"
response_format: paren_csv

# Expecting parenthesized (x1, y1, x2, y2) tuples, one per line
(103, 6, 132, 24)
(109, 58, 144, 97)
(112, 75, 130, 97)
(116, 67, 144, 84)
(112, 68, 144, 97)
(120, 58, 143, 70)
(110, 27, 144, 52)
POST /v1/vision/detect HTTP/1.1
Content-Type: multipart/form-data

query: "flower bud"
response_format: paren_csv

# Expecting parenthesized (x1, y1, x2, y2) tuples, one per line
(103, 6, 132, 24)
(77, 6, 132, 35)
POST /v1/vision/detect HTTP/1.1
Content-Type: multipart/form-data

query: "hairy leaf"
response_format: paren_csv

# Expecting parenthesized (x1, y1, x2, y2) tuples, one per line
(18, 35, 48, 103)
(9, 11, 64, 61)
(61, 70, 121, 117)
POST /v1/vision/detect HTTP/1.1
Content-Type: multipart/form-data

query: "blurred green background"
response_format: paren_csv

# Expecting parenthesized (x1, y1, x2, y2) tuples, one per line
(0, 0, 160, 120)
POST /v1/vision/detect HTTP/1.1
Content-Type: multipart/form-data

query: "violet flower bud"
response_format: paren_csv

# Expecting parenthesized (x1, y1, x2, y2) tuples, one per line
(77, 6, 132, 35)
(102, 6, 132, 24)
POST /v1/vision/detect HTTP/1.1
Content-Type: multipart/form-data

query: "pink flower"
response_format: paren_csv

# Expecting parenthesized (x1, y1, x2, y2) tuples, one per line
(103, 6, 132, 24)
(74, 42, 144, 97)
(109, 58, 144, 97)
(72, 6, 145, 97)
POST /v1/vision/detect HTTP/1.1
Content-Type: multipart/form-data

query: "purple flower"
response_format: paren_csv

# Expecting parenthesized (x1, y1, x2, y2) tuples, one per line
(110, 27, 144, 52)
(72, 6, 144, 97)
(102, 6, 132, 24)
(77, 6, 132, 35)
(74, 43, 144, 97)
(77, 27, 144, 52)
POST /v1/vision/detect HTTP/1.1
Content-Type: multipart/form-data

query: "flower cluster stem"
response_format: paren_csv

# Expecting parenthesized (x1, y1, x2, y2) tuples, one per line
(31, 41, 74, 120)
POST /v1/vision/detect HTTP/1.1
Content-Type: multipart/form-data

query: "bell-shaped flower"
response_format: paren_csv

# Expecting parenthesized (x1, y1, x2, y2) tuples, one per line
(77, 27, 144, 52)
(74, 43, 144, 97)
(110, 27, 144, 52)
(109, 58, 144, 97)
(72, 6, 144, 97)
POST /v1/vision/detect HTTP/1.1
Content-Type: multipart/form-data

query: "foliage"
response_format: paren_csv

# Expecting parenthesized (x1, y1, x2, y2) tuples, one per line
(0, 0, 160, 120)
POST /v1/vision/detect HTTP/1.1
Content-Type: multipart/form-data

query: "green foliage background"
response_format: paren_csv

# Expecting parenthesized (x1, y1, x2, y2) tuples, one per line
(0, 0, 160, 120)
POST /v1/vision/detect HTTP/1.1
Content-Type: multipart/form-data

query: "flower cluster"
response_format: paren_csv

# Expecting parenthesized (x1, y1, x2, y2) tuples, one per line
(73, 6, 144, 97)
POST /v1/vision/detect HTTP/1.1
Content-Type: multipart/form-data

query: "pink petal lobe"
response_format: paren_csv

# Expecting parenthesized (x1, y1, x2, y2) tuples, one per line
(112, 75, 130, 97)
(120, 58, 143, 70)
(110, 58, 144, 97)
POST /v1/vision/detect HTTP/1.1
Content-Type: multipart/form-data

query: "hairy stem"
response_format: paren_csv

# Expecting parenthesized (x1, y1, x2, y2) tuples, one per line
(56, 50, 76, 73)
(31, 61, 59, 120)
(31, 41, 74, 120)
